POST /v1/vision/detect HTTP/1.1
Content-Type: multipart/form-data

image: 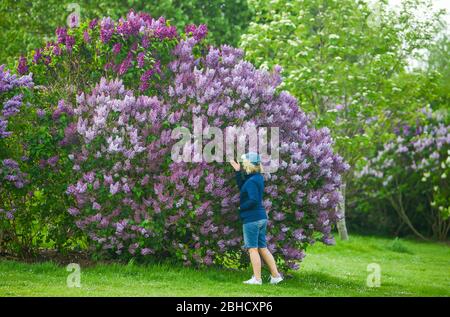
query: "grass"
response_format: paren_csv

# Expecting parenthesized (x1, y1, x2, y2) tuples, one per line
(0, 235, 449, 297)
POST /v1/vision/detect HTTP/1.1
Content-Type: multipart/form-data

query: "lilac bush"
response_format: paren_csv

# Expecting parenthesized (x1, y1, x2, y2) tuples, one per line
(355, 107, 449, 240)
(1, 10, 185, 256)
(9, 10, 348, 269)
(64, 36, 348, 270)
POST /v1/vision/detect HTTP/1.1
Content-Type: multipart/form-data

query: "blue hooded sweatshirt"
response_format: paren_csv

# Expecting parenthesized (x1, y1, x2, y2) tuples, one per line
(235, 171, 267, 223)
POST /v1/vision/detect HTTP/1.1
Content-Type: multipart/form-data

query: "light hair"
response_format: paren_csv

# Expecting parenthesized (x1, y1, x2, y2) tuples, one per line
(242, 158, 263, 174)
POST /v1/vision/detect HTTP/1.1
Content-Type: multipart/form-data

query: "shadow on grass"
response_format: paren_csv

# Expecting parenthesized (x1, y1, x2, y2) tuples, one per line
(202, 265, 372, 291)
(294, 271, 364, 289)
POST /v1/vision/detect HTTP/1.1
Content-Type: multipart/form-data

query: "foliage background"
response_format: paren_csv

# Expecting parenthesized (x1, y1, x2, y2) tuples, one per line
(0, 0, 253, 65)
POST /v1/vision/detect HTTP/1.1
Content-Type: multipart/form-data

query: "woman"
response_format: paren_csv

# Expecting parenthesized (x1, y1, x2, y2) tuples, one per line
(230, 152, 283, 285)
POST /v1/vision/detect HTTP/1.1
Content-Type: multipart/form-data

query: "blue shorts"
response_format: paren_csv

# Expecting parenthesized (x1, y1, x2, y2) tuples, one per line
(243, 219, 267, 249)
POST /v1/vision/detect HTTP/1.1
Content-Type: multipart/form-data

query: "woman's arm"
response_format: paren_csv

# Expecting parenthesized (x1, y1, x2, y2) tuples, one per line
(230, 160, 244, 189)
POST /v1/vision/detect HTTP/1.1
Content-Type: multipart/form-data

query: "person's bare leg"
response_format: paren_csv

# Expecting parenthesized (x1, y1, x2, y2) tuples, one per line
(258, 248, 280, 277)
(248, 248, 262, 280)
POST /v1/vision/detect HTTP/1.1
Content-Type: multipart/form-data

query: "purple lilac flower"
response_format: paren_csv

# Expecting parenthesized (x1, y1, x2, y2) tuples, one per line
(100, 17, 115, 43)
(47, 155, 59, 167)
(17, 55, 28, 75)
(0, 118, 10, 138)
(68, 207, 80, 216)
(193, 24, 208, 41)
(141, 248, 153, 255)
(33, 48, 42, 63)
(2, 94, 23, 118)
(293, 229, 306, 241)
(335, 104, 344, 111)
(52, 99, 74, 120)
(142, 36, 150, 48)
(36, 108, 45, 118)
(322, 235, 336, 245)
(137, 52, 145, 68)
(43, 55, 51, 65)
(65, 35, 75, 53)
(59, 122, 78, 146)
(112, 43, 122, 55)
(154, 25, 178, 40)
(183, 23, 208, 41)
(0, 62, 33, 138)
(118, 52, 133, 75)
(89, 19, 98, 29)
(2, 159, 19, 169)
(56, 27, 67, 44)
(185, 24, 196, 34)
(83, 30, 91, 43)
(139, 60, 161, 91)
(203, 255, 213, 265)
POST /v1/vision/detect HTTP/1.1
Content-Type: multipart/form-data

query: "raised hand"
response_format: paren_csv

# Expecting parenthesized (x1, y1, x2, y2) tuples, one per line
(229, 159, 241, 171)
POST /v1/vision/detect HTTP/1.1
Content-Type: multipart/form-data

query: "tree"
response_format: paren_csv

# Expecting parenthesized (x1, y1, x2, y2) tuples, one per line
(427, 35, 450, 107)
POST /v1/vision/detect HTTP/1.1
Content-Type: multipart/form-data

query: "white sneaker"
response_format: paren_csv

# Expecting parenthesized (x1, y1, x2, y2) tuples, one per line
(243, 276, 262, 285)
(269, 274, 283, 285)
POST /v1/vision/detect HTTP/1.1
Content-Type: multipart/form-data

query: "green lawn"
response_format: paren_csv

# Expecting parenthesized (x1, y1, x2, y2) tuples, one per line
(0, 235, 449, 296)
